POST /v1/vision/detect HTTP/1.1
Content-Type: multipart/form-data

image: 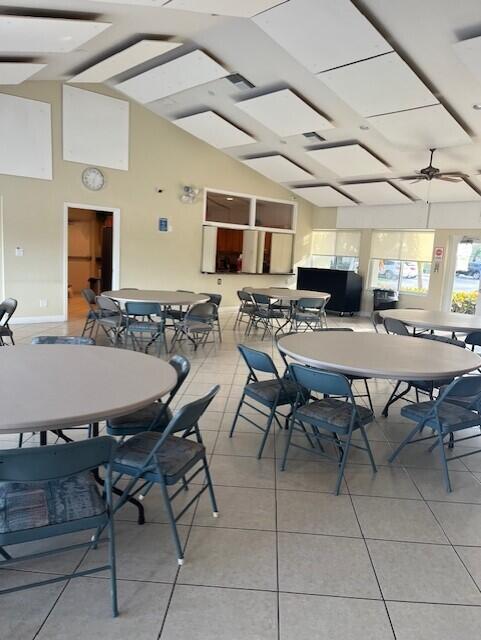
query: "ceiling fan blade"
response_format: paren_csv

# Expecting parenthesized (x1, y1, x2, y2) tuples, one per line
(435, 175, 463, 183)
(409, 178, 425, 184)
(400, 175, 425, 181)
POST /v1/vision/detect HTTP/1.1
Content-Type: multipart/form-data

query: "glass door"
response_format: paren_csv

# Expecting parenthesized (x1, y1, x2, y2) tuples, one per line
(450, 239, 481, 315)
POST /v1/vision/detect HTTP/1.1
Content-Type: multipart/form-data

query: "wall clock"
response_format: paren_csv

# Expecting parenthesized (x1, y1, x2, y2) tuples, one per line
(82, 167, 105, 191)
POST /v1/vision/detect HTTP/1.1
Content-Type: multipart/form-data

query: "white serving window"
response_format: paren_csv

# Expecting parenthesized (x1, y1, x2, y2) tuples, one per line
(310, 230, 361, 272)
(202, 188, 296, 274)
(369, 230, 434, 295)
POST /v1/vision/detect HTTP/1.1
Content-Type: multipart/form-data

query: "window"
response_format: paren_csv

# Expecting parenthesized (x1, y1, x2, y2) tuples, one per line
(204, 189, 296, 232)
(310, 230, 361, 272)
(369, 230, 434, 295)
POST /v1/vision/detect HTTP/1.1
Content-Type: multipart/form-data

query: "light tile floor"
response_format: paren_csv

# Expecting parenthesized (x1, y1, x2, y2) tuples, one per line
(2, 309, 481, 640)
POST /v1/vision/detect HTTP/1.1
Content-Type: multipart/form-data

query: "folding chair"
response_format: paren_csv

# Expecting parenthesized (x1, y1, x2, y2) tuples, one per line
(125, 301, 167, 356)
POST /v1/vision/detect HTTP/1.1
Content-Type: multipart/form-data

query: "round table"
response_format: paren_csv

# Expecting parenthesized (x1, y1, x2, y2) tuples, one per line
(247, 287, 330, 301)
(103, 289, 209, 306)
(379, 309, 481, 334)
(277, 331, 481, 381)
(0, 345, 178, 435)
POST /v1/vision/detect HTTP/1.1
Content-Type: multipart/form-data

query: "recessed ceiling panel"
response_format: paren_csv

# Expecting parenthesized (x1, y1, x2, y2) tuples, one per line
(453, 35, 481, 84)
(115, 50, 229, 103)
(0, 15, 111, 53)
(242, 155, 312, 182)
(236, 89, 333, 136)
(166, 0, 285, 16)
(254, 0, 391, 73)
(319, 52, 436, 117)
(63, 86, 129, 170)
(0, 63, 46, 84)
(403, 179, 480, 203)
(294, 185, 356, 207)
(369, 104, 471, 148)
(69, 40, 182, 83)
(173, 111, 255, 148)
(342, 181, 413, 204)
(306, 144, 390, 177)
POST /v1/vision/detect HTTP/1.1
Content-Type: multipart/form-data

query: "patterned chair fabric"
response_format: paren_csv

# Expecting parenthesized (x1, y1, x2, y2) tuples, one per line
(401, 400, 481, 431)
(107, 402, 172, 435)
(295, 397, 373, 432)
(0, 471, 105, 534)
(244, 379, 299, 405)
(114, 432, 205, 484)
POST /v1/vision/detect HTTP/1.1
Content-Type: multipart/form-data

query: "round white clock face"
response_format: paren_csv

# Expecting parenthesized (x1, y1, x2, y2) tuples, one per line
(82, 167, 105, 191)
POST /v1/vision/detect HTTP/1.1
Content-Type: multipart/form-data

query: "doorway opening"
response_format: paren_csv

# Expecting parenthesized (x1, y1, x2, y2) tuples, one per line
(64, 204, 120, 320)
(449, 238, 481, 315)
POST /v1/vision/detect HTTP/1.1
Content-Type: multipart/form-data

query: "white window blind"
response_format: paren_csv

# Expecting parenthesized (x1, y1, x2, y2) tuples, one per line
(370, 231, 434, 262)
(312, 230, 360, 256)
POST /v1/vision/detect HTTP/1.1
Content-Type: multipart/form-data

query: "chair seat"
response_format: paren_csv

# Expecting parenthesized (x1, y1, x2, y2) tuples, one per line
(0, 471, 105, 535)
(245, 379, 298, 405)
(401, 400, 481, 430)
(107, 402, 172, 436)
(0, 326, 13, 337)
(113, 432, 205, 484)
(292, 311, 320, 322)
(255, 308, 284, 319)
(98, 315, 126, 328)
(181, 321, 212, 333)
(295, 397, 373, 432)
(166, 309, 185, 321)
(127, 321, 163, 332)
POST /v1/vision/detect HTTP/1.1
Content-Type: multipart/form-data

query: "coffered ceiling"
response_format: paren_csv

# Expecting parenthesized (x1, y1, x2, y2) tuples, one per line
(1, 0, 481, 205)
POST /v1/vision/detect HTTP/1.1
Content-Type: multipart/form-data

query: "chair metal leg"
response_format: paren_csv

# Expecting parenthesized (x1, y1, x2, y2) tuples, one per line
(229, 393, 246, 437)
(40, 431, 47, 446)
(363, 379, 374, 413)
(335, 433, 352, 495)
(358, 425, 377, 473)
(159, 477, 184, 565)
(257, 403, 276, 459)
(388, 422, 423, 463)
(281, 413, 296, 471)
(202, 456, 219, 516)
(437, 430, 453, 492)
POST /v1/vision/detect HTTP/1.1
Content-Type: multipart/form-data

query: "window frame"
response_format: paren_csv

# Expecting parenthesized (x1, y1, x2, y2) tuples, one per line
(203, 188, 297, 235)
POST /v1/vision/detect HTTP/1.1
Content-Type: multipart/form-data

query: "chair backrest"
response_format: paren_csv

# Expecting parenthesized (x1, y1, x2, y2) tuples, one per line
(96, 295, 121, 315)
(251, 293, 271, 306)
(238, 343, 279, 377)
(185, 302, 216, 322)
(0, 297, 17, 326)
(168, 354, 191, 398)
(438, 375, 481, 403)
(297, 297, 327, 310)
(417, 334, 465, 348)
(162, 385, 220, 438)
(465, 331, 481, 348)
(383, 317, 409, 336)
(289, 363, 353, 398)
(237, 290, 253, 303)
(31, 336, 96, 345)
(370, 311, 384, 333)
(0, 436, 116, 482)
(200, 292, 222, 307)
(125, 301, 163, 317)
(81, 288, 96, 306)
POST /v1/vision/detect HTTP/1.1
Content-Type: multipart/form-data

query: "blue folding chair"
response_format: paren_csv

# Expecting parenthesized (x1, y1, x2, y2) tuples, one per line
(388, 375, 481, 492)
(112, 387, 220, 566)
(230, 344, 299, 458)
(283, 364, 377, 495)
(0, 437, 119, 616)
(125, 301, 167, 355)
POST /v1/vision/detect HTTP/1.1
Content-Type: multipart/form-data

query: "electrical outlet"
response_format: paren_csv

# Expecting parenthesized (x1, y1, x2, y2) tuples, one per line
(217, 278, 222, 285)
(39, 299, 48, 308)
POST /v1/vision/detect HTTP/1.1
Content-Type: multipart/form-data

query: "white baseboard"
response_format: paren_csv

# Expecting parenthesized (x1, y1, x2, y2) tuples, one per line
(11, 315, 66, 325)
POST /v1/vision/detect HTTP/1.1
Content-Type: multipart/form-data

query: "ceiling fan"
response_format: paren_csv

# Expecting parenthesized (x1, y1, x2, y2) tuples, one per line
(401, 148, 468, 183)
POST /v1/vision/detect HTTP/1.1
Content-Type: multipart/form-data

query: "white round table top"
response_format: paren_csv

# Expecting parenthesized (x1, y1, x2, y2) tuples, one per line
(277, 331, 481, 380)
(247, 288, 330, 301)
(380, 309, 481, 333)
(0, 345, 178, 434)
(103, 289, 209, 306)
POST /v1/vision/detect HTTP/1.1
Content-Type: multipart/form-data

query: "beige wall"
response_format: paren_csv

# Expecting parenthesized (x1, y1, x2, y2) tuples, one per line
(0, 82, 315, 319)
